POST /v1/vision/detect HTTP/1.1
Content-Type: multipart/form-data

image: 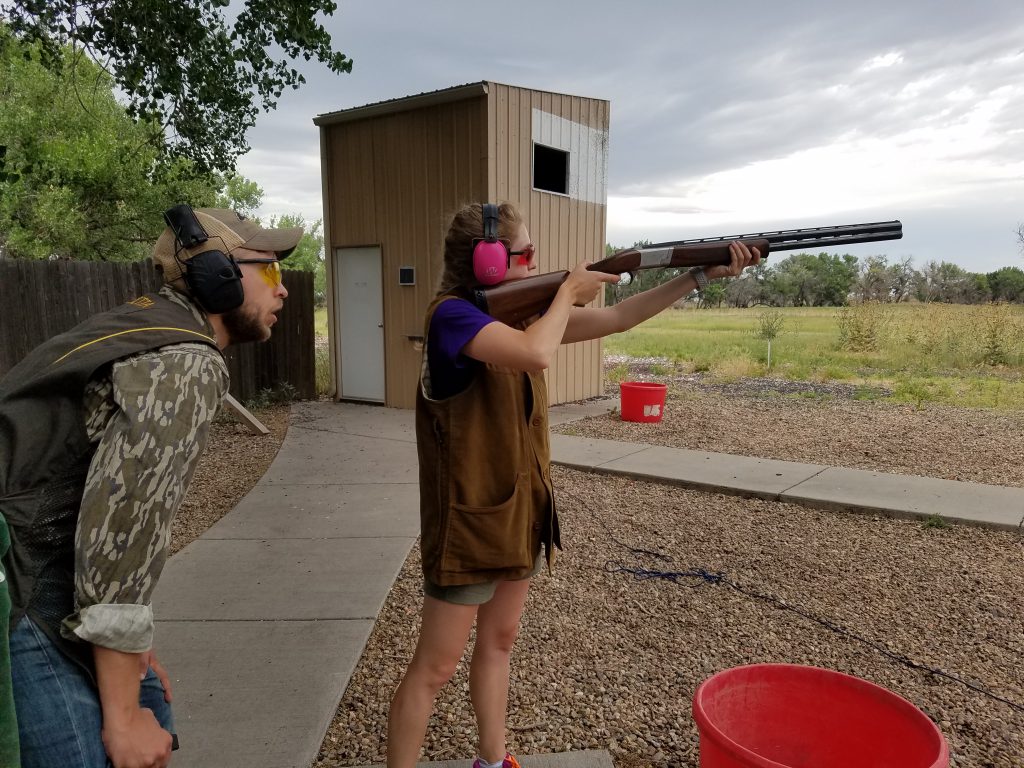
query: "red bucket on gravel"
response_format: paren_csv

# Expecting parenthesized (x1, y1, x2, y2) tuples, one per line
(692, 664, 948, 768)
(619, 382, 667, 423)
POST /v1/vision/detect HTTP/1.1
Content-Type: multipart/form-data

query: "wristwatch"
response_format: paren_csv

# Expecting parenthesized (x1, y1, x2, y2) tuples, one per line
(688, 266, 710, 291)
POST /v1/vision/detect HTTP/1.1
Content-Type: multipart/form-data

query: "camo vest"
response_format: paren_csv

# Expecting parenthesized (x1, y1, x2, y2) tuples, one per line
(0, 292, 221, 675)
(416, 291, 560, 587)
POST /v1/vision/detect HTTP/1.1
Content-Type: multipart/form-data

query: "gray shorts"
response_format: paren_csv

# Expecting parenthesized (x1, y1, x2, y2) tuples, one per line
(424, 551, 544, 606)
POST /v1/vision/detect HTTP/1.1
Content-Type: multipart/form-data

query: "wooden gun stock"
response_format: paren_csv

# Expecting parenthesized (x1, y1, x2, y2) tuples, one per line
(473, 270, 573, 327)
(473, 220, 902, 325)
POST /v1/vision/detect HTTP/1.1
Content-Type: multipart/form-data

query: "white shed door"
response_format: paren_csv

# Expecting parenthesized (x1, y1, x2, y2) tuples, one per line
(334, 246, 385, 402)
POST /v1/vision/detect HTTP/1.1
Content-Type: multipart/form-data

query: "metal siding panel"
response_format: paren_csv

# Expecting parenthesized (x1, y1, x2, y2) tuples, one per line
(387, 117, 405, 406)
(507, 87, 520, 201)
(496, 85, 509, 201)
(521, 89, 534, 224)
(320, 126, 339, 399)
(484, 88, 496, 202)
(560, 195, 572, 403)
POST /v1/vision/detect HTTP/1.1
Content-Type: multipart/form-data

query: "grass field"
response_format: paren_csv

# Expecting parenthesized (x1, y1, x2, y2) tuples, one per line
(604, 303, 1024, 409)
(317, 303, 1024, 408)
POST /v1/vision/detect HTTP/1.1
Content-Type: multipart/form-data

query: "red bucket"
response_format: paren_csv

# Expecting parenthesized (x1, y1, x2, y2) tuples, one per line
(693, 664, 948, 768)
(619, 382, 667, 423)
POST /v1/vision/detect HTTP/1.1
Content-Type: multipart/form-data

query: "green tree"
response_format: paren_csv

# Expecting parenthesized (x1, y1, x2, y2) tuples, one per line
(0, 28, 218, 259)
(767, 252, 858, 306)
(699, 282, 726, 308)
(856, 255, 892, 302)
(754, 308, 786, 370)
(215, 174, 264, 219)
(273, 214, 325, 305)
(914, 261, 984, 304)
(986, 267, 1024, 303)
(888, 257, 917, 303)
(5, 0, 353, 172)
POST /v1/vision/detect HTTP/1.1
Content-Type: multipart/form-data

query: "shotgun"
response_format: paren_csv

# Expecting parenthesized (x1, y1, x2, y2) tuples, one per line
(472, 220, 903, 325)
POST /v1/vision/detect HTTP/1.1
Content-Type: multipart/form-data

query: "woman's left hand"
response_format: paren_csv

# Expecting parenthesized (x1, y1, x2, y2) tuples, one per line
(704, 241, 761, 280)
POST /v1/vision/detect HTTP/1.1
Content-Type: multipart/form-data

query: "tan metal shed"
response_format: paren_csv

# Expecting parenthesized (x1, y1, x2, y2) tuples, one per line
(314, 81, 610, 409)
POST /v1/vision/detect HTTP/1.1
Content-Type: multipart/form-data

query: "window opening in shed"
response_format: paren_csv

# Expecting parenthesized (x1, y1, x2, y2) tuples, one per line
(533, 143, 569, 195)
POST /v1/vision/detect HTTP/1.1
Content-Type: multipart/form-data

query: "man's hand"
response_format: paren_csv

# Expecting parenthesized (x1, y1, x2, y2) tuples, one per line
(139, 649, 173, 703)
(101, 707, 173, 768)
(95, 645, 173, 767)
(704, 241, 761, 280)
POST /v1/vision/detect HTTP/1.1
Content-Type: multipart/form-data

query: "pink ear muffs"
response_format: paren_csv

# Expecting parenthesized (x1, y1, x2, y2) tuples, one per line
(472, 203, 509, 285)
(472, 239, 509, 285)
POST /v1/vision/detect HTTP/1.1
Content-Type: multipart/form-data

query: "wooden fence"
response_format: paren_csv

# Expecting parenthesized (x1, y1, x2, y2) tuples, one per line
(0, 259, 315, 401)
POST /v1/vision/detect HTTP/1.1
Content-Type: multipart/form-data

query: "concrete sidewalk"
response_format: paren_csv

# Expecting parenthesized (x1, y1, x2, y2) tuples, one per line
(153, 399, 1024, 768)
(154, 402, 420, 768)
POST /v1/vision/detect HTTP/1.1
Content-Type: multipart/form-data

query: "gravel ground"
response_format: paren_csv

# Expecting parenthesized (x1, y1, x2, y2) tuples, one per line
(313, 364, 1024, 768)
(559, 361, 1024, 488)
(317, 473, 1023, 768)
(168, 375, 1024, 768)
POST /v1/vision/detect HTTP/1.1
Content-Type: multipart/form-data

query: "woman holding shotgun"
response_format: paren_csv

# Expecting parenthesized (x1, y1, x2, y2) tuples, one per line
(387, 202, 760, 767)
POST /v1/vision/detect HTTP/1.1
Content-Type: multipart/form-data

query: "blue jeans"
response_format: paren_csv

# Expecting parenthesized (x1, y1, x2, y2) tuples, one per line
(10, 616, 175, 768)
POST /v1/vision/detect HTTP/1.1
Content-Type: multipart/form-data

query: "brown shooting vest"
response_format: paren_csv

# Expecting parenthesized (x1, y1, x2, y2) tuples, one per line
(416, 292, 560, 586)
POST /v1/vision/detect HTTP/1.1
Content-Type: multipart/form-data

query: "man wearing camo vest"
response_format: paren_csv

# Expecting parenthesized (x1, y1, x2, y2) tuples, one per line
(0, 207, 301, 768)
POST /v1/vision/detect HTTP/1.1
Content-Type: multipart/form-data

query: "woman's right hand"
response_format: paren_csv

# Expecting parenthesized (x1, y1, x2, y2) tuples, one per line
(563, 262, 620, 306)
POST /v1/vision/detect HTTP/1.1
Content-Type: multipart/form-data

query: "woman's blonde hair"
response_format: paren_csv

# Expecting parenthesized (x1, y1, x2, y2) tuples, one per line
(436, 202, 523, 295)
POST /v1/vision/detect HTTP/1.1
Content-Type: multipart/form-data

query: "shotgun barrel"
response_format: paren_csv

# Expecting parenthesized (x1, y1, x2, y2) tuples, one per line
(644, 220, 903, 252)
(473, 219, 903, 325)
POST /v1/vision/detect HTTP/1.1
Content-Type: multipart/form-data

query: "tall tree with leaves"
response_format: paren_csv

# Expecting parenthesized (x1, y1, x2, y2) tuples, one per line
(4, 0, 352, 172)
(769, 252, 859, 306)
(272, 214, 325, 304)
(0, 28, 219, 259)
(888, 257, 916, 303)
(215, 173, 264, 219)
(986, 267, 1024, 303)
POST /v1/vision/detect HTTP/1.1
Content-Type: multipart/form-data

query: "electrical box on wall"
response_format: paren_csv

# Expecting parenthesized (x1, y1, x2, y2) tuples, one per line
(399, 266, 415, 285)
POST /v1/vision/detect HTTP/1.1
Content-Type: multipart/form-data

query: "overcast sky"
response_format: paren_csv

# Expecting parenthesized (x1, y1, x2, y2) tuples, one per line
(237, 1, 1024, 273)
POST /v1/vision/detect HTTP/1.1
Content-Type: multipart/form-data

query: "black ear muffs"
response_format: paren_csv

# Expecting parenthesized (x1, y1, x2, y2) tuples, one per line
(472, 203, 509, 285)
(163, 204, 244, 314)
(184, 250, 244, 314)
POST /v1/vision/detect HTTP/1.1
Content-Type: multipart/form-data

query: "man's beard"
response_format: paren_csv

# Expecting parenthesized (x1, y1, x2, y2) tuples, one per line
(222, 303, 270, 344)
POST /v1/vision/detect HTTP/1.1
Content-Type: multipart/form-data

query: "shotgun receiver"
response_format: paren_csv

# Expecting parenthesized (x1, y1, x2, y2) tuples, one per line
(472, 220, 902, 325)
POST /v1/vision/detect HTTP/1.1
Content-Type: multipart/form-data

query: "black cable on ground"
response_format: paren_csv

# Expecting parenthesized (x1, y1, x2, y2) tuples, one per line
(604, 558, 1024, 716)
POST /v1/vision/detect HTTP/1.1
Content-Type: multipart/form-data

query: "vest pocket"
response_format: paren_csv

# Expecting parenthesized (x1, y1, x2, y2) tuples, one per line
(443, 472, 533, 574)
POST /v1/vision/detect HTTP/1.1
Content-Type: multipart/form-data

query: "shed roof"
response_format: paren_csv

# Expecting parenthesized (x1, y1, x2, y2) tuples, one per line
(313, 81, 488, 126)
(313, 81, 611, 127)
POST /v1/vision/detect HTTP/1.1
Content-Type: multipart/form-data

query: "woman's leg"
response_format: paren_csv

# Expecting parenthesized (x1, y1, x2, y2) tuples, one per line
(387, 595, 478, 768)
(470, 578, 531, 763)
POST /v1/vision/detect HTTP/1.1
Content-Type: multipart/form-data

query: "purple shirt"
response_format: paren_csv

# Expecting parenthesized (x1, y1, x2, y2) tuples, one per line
(427, 298, 496, 399)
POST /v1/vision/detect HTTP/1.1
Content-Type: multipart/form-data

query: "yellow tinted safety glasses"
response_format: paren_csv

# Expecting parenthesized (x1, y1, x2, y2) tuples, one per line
(235, 257, 282, 287)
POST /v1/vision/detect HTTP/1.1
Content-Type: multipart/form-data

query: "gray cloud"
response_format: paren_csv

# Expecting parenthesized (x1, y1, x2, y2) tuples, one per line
(238, 0, 1024, 270)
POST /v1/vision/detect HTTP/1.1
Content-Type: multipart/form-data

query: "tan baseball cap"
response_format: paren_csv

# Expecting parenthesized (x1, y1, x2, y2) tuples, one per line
(152, 208, 304, 283)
